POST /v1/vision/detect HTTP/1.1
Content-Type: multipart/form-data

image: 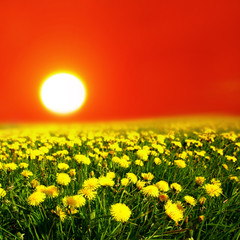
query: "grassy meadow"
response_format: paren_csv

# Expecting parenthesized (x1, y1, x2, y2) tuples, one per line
(0, 118, 239, 239)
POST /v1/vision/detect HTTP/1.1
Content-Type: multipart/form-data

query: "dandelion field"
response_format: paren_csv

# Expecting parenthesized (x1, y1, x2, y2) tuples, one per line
(0, 118, 240, 240)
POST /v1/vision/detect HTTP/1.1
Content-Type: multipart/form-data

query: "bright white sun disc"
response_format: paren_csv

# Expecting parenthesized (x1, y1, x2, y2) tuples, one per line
(40, 73, 86, 114)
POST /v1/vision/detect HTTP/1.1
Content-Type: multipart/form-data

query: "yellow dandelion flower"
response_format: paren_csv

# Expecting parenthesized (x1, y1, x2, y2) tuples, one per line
(134, 160, 144, 166)
(195, 177, 206, 186)
(78, 188, 97, 200)
(99, 176, 114, 187)
(31, 179, 40, 188)
(74, 195, 86, 207)
(203, 184, 222, 197)
(226, 155, 237, 163)
(69, 169, 76, 177)
(142, 185, 159, 197)
(58, 163, 69, 170)
(164, 200, 184, 223)
(5, 163, 18, 171)
(210, 146, 216, 151)
(195, 150, 206, 157)
(184, 196, 197, 206)
(172, 141, 182, 148)
(141, 172, 154, 181)
(0, 188, 6, 198)
(28, 192, 46, 206)
(100, 152, 108, 159)
(170, 183, 182, 193)
(126, 173, 138, 183)
(19, 163, 29, 169)
(110, 203, 131, 222)
(121, 178, 129, 186)
(119, 159, 131, 168)
(159, 193, 168, 202)
(83, 178, 100, 190)
(75, 154, 91, 165)
(56, 173, 71, 186)
(62, 196, 77, 208)
(136, 149, 149, 161)
(179, 151, 187, 159)
(174, 160, 186, 168)
(217, 149, 223, 155)
(36, 185, 47, 193)
(136, 180, 146, 190)
(151, 150, 158, 156)
(154, 157, 162, 165)
(63, 195, 86, 208)
(106, 172, 116, 179)
(155, 181, 169, 192)
(21, 170, 33, 178)
(122, 155, 130, 161)
(44, 186, 59, 198)
(112, 156, 120, 164)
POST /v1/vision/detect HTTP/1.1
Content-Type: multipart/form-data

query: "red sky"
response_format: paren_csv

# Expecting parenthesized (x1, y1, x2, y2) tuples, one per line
(0, 0, 240, 122)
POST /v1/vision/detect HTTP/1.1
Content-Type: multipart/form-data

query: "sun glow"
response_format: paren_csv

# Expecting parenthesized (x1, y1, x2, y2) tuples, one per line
(40, 73, 86, 114)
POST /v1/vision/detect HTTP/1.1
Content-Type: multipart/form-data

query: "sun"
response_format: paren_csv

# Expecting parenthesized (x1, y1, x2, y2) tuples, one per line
(40, 73, 86, 114)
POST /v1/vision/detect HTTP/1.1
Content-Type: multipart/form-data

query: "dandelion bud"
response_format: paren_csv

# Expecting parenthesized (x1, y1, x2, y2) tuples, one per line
(31, 179, 40, 188)
(159, 193, 168, 202)
(199, 197, 206, 205)
(116, 177, 120, 184)
(69, 169, 76, 177)
(103, 161, 107, 168)
(90, 171, 95, 177)
(198, 215, 205, 222)
(222, 164, 228, 170)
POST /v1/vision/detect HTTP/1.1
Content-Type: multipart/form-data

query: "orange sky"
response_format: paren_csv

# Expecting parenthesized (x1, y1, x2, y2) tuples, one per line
(0, 0, 240, 122)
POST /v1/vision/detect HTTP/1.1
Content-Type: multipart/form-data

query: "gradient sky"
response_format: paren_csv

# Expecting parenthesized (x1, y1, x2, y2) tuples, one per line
(0, 0, 240, 122)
